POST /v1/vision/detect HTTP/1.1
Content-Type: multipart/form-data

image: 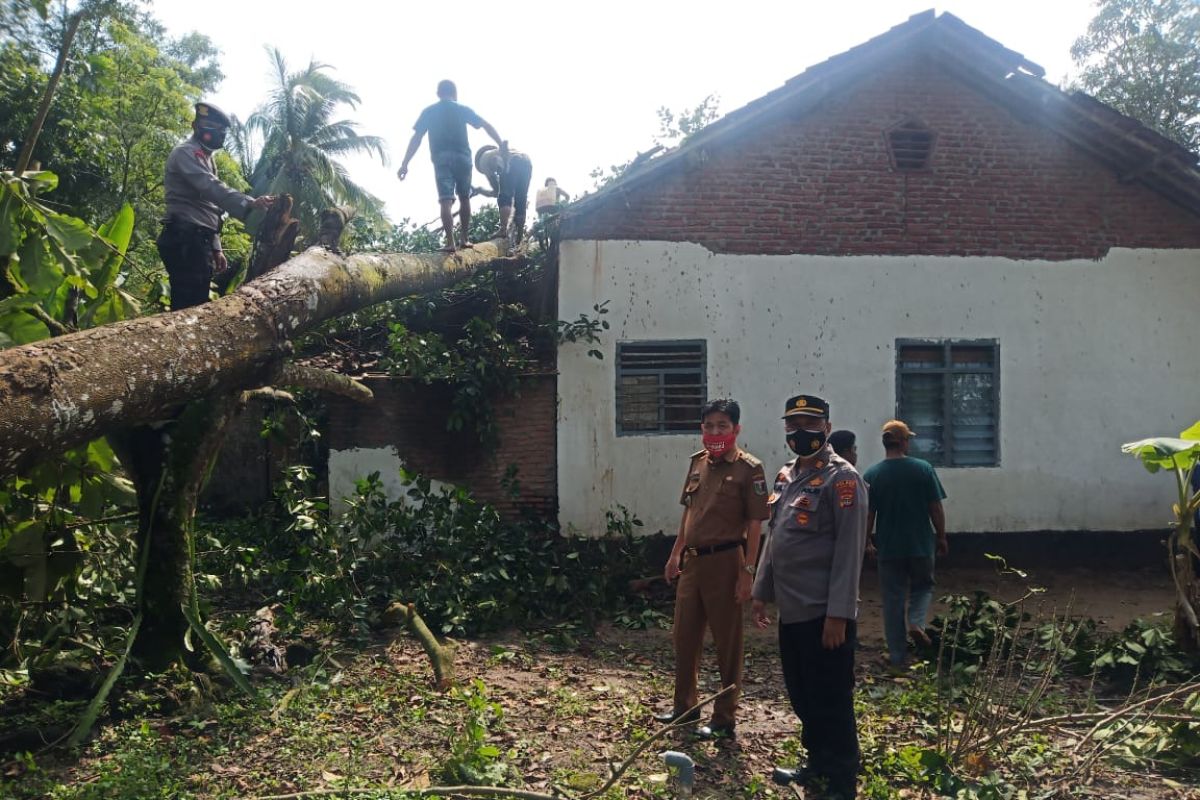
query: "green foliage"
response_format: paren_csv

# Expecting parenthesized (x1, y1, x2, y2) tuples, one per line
(1091, 615, 1199, 688)
(0, 170, 139, 340)
(0, 7, 223, 270)
(0, 171, 142, 683)
(440, 678, 511, 786)
(385, 310, 530, 443)
(932, 591, 1199, 690)
(1121, 420, 1200, 648)
(198, 466, 653, 640)
(1071, 0, 1200, 151)
(381, 252, 607, 444)
(1096, 689, 1200, 771)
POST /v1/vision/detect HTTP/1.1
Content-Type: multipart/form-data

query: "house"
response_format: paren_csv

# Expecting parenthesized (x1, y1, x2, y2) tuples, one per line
(553, 10, 1200, 538)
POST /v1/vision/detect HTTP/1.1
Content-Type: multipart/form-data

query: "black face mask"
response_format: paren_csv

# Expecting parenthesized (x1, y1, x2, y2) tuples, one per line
(786, 427, 827, 458)
(197, 125, 226, 151)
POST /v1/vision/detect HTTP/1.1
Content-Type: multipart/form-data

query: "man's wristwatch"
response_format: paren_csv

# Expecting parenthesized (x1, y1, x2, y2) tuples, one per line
(742, 564, 756, 576)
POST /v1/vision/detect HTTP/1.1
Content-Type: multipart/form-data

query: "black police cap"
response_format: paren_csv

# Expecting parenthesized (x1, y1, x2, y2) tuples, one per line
(194, 101, 231, 128)
(782, 394, 830, 419)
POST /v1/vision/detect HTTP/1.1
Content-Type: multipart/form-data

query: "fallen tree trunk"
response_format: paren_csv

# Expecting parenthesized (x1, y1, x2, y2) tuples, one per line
(0, 241, 509, 476)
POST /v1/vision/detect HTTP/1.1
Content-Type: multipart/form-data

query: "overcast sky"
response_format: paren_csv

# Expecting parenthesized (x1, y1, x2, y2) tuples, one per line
(154, 0, 1100, 229)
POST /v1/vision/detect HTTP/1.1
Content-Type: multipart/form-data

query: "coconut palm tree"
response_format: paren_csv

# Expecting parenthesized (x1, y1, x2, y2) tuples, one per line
(238, 47, 388, 235)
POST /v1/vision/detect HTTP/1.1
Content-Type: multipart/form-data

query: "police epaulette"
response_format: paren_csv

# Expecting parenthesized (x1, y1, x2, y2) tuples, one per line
(690, 449, 707, 459)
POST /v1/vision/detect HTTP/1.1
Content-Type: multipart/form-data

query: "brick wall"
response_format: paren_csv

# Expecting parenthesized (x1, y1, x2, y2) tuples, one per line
(323, 374, 557, 519)
(564, 52, 1200, 258)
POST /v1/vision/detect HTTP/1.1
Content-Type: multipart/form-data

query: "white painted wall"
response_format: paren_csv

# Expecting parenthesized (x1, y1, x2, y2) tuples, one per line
(327, 446, 452, 514)
(556, 240, 1200, 536)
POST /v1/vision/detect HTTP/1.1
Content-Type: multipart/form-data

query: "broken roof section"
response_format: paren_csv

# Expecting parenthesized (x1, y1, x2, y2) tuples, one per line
(567, 10, 1200, 219)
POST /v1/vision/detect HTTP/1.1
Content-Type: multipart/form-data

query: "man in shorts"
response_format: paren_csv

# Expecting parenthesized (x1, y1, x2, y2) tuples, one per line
(397, 80, 505, 251)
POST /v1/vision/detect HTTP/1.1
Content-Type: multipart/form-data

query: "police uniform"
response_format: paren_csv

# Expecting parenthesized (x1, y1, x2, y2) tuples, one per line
(157, 102, 256, 310)
(672, 447, 770, 732)
(753, 394, 867, 799)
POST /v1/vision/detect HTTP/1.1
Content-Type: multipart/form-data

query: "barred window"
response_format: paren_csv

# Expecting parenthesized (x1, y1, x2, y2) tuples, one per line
(616, 340, 707, 435)
(896, 340, 999, 467)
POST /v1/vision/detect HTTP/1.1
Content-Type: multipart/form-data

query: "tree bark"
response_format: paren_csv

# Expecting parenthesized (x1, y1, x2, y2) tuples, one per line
(109, 394, 245, 668)
(0, 241, 510, 477)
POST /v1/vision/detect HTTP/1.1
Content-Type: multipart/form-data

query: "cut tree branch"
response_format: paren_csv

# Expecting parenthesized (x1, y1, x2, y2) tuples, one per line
(381, 602, 455, 690)
(0, 241, 512, 476)
(278, 364, 373, 403)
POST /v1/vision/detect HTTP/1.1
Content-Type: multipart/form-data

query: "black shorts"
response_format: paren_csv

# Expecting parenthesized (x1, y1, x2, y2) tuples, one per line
(498, 154, 533, 213)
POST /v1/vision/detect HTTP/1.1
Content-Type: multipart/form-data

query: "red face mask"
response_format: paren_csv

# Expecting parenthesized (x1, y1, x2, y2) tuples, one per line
(703, 432, 737, 459)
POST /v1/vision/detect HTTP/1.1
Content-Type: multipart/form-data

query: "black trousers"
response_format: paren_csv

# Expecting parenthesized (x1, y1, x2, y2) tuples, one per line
(779, 616, 859, 799)
(157, 221, 216, 311)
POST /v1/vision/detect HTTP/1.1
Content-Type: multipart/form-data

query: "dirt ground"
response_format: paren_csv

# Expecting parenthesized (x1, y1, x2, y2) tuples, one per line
(9, 565, 1194, 800)
(851, 563, 1176, 645)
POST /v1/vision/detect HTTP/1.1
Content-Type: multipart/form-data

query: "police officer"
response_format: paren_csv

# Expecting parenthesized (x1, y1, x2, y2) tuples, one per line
(655, 398, 770, 740)
(158, 102, 274, 310)
(752, 394, 868, 799)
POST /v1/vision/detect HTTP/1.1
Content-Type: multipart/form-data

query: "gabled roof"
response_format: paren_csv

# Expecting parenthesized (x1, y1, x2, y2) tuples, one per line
(567, 10, 1200, 219)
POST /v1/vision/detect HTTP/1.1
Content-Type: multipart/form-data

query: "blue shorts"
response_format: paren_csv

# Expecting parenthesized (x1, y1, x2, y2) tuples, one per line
(432, 152, 472, 202)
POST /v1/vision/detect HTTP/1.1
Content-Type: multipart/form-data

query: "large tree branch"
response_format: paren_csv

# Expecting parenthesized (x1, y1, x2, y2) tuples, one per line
(0, 241, 511, 476)
(278, 364, 373, 403)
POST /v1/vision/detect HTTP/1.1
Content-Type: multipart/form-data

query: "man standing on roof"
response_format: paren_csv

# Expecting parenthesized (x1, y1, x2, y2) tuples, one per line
(158, 101, 275, 310)
(397, 80, 506, 251)
(474, 144, 533, 243)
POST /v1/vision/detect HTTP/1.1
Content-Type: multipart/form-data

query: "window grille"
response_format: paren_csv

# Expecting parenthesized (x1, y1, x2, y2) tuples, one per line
(616, 340, 707, 435)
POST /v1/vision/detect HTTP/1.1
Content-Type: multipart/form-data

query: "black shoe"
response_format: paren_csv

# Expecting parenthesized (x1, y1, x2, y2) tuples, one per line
(695, 723, 736, 740)
(772, 766, 819, 787)
(652, 709, 699, 725)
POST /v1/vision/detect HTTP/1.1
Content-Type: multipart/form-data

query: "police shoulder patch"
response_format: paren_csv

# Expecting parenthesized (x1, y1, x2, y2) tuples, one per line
(753, 478, 767, 496)
(836, 477, 858, 508)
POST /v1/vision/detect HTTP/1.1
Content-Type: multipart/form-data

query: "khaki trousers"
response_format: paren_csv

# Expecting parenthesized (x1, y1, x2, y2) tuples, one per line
(672, 546, 743, 728)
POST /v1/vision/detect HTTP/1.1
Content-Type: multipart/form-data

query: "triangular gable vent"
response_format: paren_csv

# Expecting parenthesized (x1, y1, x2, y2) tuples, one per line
(887, 120, 936, 171)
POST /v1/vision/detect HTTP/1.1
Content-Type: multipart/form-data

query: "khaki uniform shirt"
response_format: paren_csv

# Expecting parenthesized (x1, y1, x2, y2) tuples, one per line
(162, 135, 254, 249)
(752, 446, 868, 623)
(679, 449, 770, 548)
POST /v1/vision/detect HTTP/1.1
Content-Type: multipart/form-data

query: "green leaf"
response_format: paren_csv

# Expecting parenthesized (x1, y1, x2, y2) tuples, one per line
(0, 310, 50, 346)
(20, 170, 58, 192)
(181, 602, 259, 700)
(1122, 437, 1200, 473)
(80, 291, 125, 328)
(68, 614, 141, 748)
(43, 212, 94, 252)
(0, 189, 22, 257)
(1180, 421, 1200, 441)
(90, 203, 134, 292)
(17, 235, 64, 296)
(0, 294, 39, 317)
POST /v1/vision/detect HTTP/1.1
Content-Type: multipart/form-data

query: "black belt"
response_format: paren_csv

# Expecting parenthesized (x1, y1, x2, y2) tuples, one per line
(684, 540, 743, 558)
(162, 218, 218, 236)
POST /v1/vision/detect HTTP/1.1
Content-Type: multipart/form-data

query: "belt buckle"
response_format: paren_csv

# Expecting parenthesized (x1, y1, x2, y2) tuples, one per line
(685, 546, 699, 557)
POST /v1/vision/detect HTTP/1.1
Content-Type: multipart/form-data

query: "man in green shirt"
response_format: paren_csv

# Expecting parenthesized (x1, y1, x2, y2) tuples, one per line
(862, 420, 948, 668)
